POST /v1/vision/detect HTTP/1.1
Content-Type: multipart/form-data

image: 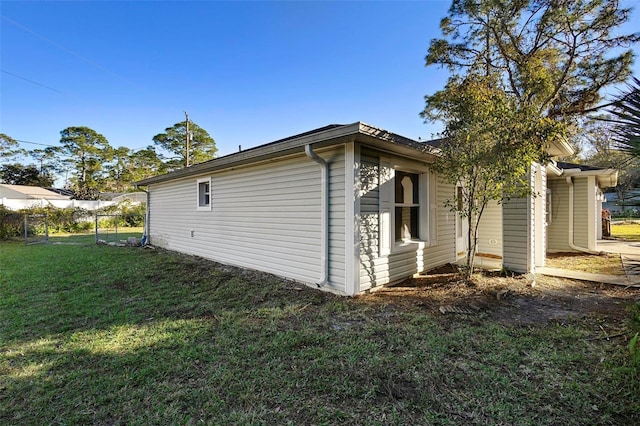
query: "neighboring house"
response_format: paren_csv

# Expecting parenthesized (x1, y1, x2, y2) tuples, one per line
(136, 122, 590, 295)
(0, 184, 71, 201)
(1, 184, 71, 210)
(0, 184, 115, 211)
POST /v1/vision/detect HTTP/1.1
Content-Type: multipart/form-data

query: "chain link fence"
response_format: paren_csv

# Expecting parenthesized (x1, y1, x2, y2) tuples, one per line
(0, 205, 146, 246)
(96, 214, 145, 246)
(24, 214, 49, 245)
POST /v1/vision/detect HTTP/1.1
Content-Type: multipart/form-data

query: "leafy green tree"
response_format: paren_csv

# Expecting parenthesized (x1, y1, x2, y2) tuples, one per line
(102, 146, 168, 192)
(0, 163, 54, 187)
(423, 0, 638, 277)
(427, 75, 563, 278)
(59, 126, 113, 200)
(0, 133, 25, 161)
(581, 116, 639, 212)
(130, 147, 167, 181)
(28, 147, 62, 184)
(104, 146, 134, 193)
(152, 120, 216, 170)
(425, 0, 639, 118)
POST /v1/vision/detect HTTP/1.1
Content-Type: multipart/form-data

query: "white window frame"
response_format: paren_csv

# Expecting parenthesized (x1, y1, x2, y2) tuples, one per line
(196, 177, 212, 211)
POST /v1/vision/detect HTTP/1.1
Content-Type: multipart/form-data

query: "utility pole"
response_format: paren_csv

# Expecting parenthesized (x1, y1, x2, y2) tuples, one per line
(185, 111, 190, 167)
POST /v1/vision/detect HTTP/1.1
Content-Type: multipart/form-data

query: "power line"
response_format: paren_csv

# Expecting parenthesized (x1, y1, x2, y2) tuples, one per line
(1, 69, 64, 94)
(14, 139, 59, 148)
(2, 15, 143, 90)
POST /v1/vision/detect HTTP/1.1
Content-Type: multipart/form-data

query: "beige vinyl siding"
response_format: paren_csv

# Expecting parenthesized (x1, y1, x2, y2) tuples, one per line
(375, 176, 455, 288)
(547, 178, 570, 252)
(476, 200, 503, 258)
(358, 150, 455, 290)
(359, 154, 380, 281)
(426, 177, 457, 267)
(328, 148, 347, 291)
(148, 146, 347, 293)
(537, 165, 548, 265)
(573, 177, 589, 248)
(501, 196, 530, 272)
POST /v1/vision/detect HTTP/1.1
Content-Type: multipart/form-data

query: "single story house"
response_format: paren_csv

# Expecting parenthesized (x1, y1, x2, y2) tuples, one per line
(0, 184, 119, 211)
(0, 184, 70, 210)
(136, 122, 610, 295)
(0, 184, 71, 201)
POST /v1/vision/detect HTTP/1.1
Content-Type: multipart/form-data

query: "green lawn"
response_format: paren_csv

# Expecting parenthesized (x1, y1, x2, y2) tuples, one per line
(1, 239, 639, 424)
(611, 221, 640, 242)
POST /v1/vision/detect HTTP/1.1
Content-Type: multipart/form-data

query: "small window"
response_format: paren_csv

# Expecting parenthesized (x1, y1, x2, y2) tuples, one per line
(197, 178, 211, 211)
(394, 171, 420, 242)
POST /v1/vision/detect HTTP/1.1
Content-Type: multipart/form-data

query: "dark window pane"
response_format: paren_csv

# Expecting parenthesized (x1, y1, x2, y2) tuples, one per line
(395, 171, 405, 203)
(395, 206, 419, 241)
(199, 182, 210, 207)
(395, 171, 419, 204)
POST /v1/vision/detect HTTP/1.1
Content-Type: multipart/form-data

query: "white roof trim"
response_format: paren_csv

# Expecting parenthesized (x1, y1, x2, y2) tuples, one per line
(545, 162, 563, 176)
(547, 137, 575, 158)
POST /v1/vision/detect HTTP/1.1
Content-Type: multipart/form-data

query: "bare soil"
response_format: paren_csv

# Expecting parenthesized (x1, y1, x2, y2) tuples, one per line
(360, 264, 639, 327)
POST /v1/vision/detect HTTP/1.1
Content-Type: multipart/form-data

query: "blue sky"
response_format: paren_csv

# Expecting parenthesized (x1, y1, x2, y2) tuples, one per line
(2, 0, 640, 163)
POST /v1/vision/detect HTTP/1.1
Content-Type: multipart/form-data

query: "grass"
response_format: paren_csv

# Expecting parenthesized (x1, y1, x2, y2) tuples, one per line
(545, 252, 625, 275)
(611, 221, 640, 242)
(1, 238, 639, 424)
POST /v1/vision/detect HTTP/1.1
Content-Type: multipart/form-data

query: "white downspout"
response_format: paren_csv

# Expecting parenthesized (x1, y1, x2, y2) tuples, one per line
(305, 144, 329, 287)
(566, 176, 600, 254)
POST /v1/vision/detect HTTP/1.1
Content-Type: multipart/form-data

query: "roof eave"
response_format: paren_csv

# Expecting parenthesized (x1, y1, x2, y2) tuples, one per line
(546, 162, 563, 176)
(547, 137, 575, 158)
(561, 168, 619, 188)
(135, 122, 435, 186)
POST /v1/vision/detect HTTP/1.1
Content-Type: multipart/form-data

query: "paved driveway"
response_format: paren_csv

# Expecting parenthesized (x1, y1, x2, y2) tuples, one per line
(598, 239, 640, 278)
(597, 239, 640, 255)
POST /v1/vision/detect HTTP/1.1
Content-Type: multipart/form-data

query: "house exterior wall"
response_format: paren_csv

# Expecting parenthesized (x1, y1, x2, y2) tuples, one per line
(502, 164, 548, 273)
(501, 196, 530, 272)
(476, 200, 503, 258)
(357, 149, 456, 291)
(573, 177, 589, 249)
(547, 178, 571, 252)
(147, 146, 347, 294)
(547, 175, 602, 252)
(533, 164, 547, 267)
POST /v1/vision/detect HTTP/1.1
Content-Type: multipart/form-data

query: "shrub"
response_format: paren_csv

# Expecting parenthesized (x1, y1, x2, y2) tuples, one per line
(0, 206, 24, 239)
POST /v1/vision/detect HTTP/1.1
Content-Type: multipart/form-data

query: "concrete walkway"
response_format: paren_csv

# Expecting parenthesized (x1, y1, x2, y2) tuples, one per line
(536, 266, 640, 287)
(537, 239, 640, 287)
(597, 239, 640, 255)
(469, 239, 640, 287)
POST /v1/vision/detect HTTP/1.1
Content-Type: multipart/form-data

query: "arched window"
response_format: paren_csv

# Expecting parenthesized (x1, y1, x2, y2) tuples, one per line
(394, 171, 419, 242)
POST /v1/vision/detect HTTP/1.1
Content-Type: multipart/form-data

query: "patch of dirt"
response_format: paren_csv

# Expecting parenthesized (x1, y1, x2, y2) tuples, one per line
(359, 265, 639, 327)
